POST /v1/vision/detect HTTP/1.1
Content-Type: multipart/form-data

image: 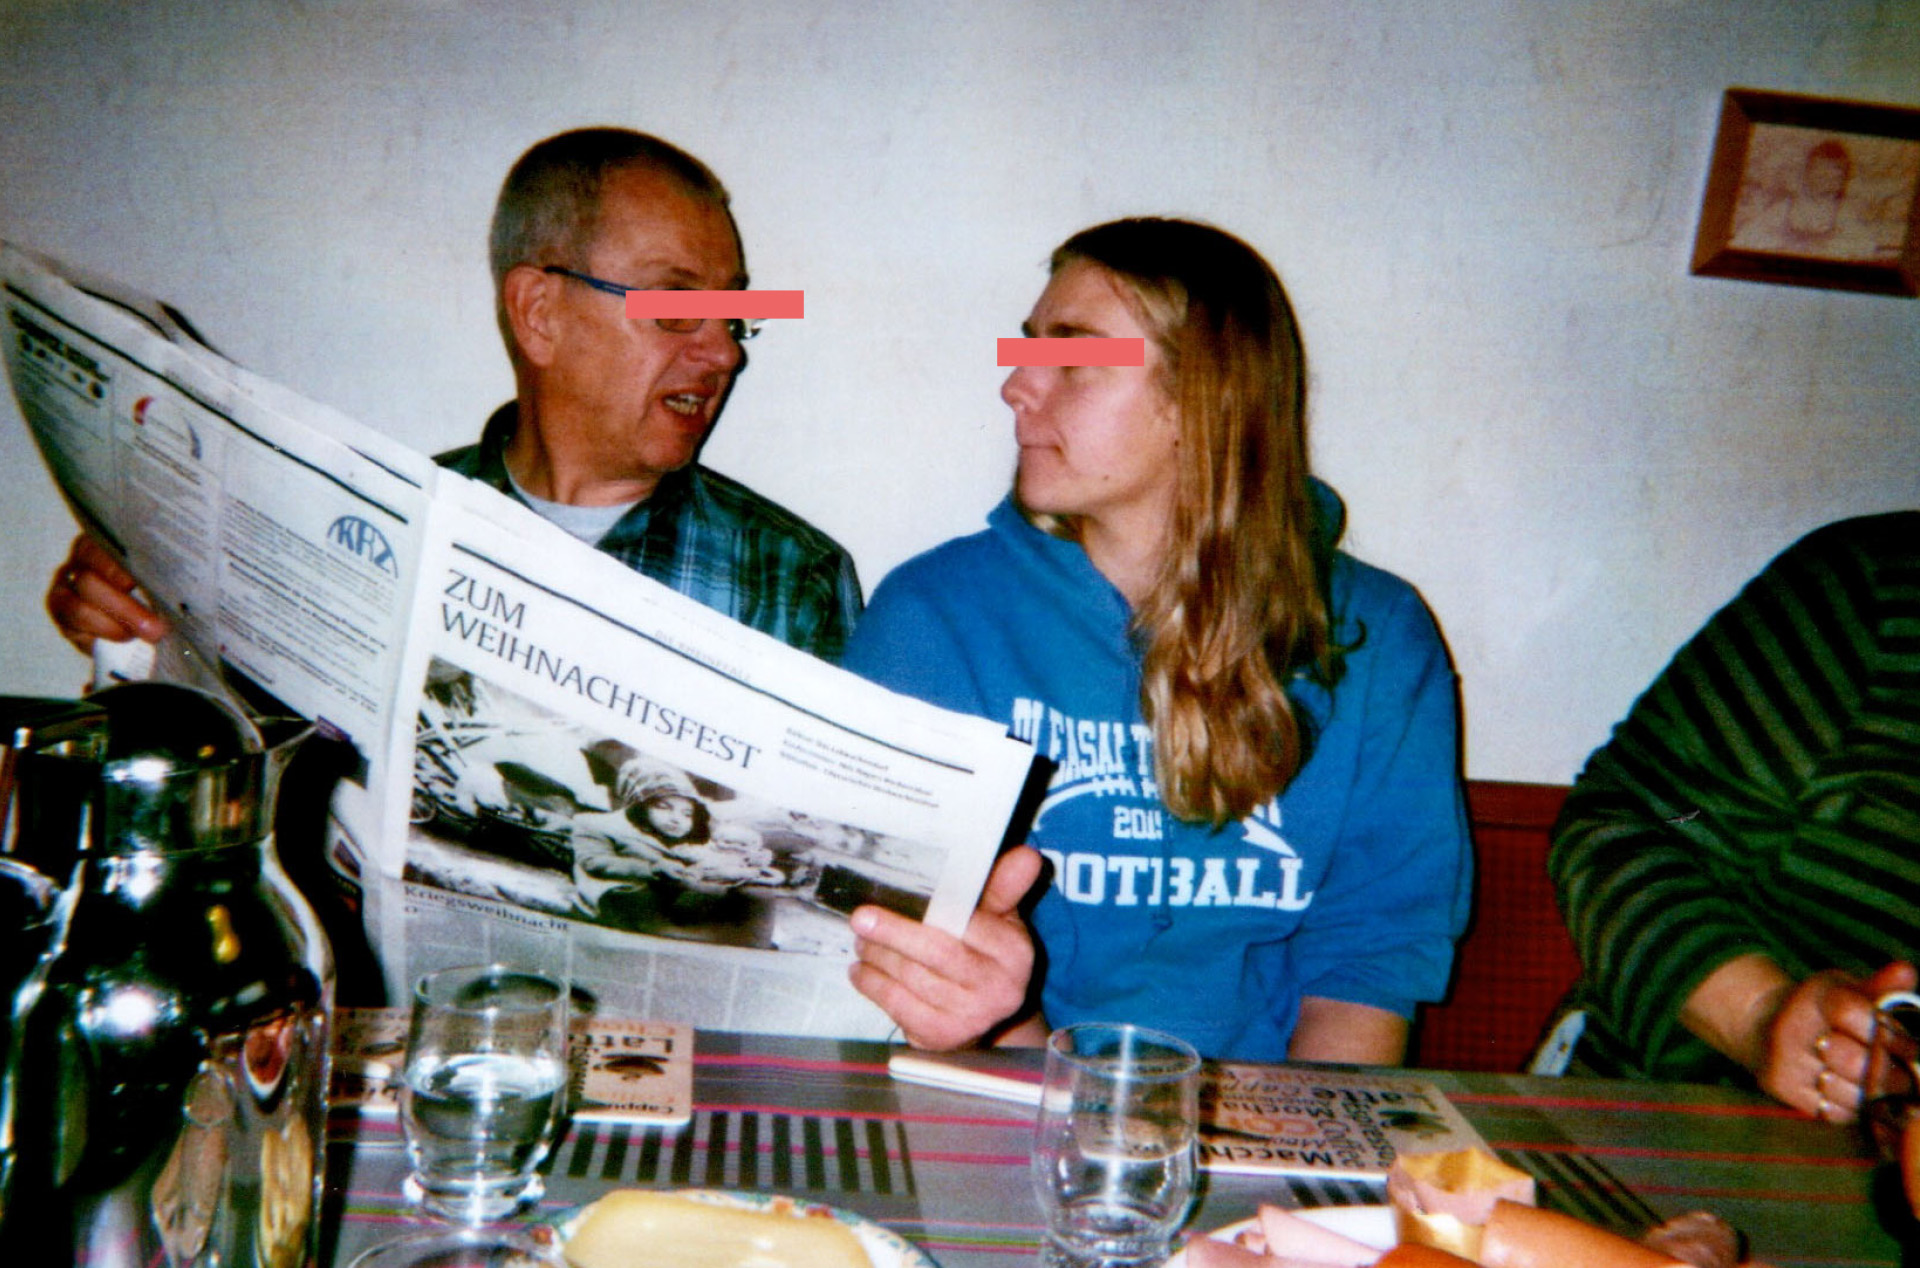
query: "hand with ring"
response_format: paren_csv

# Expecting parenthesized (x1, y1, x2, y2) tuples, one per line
(45, 533, 171, 653)
(1761, 962, 1918, 1123)
(1813, 1060, 1837, 1119)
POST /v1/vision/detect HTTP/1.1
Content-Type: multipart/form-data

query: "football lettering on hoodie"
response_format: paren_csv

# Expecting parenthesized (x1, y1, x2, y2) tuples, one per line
(1010, 696, 1316, 913)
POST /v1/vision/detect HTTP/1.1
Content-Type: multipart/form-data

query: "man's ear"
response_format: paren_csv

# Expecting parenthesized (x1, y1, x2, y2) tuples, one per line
(502, 264, 559, 368)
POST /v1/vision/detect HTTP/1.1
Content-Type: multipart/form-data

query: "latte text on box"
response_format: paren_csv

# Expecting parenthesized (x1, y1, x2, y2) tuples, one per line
(997, 337, 1145, 367)
(625, 290, 804, 319)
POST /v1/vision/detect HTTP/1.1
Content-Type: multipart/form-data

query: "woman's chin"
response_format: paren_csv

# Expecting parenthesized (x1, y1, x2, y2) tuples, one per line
(1013, 472, 1070, 517)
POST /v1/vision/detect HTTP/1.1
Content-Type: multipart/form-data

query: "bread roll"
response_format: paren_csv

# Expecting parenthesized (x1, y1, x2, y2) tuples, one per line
(1387, 1148, 1536, 1258)
(563, 1190, 874, 1268)
(1480, 1200, 1687, 1268)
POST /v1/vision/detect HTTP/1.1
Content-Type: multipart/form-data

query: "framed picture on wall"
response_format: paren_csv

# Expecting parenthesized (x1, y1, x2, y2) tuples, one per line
(1691, 87, 1920, 298)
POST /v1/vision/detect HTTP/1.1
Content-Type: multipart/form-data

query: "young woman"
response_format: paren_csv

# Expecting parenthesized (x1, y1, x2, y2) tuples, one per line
(842, 218, 1470, 1063)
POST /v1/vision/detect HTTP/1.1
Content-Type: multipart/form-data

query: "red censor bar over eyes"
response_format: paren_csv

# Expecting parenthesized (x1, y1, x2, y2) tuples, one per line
(997, 337, 1145, 367)
(625, 291, 805, 319)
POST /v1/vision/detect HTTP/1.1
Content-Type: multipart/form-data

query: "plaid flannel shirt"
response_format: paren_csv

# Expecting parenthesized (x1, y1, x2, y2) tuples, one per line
(439, 404, 862, 662)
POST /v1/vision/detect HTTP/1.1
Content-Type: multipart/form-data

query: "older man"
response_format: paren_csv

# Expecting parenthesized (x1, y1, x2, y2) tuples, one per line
(48, 127, 860, 661)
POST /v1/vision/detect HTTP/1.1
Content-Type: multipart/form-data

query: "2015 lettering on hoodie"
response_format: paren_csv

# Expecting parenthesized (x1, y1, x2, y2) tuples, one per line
(1010, 695, 1315, 913)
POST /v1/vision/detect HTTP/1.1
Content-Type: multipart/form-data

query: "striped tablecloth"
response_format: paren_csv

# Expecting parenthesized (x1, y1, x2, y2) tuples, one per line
(321, 1032, 1907, 1268)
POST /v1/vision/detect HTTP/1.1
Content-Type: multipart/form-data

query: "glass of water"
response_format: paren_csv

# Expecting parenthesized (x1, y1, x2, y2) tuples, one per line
(1032, 1022, 1200, 1268)
(1865, 991, 1920, 1157)
(400, 964, 568, 1224)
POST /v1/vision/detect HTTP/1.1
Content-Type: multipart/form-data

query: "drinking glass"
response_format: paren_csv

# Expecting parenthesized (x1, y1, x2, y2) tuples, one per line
(1032, 1022, 1200, 1268)
(400, 964, 569, 1223)
(1866, 991, 1920, 1159)
(1864, 991, 1920, 1242)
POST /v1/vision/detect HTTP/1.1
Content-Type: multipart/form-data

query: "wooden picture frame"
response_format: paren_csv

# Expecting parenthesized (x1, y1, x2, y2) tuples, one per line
(1691, 88, 1920, 297)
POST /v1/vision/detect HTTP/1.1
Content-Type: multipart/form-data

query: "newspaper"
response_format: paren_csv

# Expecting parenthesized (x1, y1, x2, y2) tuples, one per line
(0, 241, 1039, 1039)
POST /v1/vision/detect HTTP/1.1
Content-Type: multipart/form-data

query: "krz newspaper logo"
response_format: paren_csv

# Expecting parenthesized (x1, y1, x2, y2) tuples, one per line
(328, 514, 397, 574)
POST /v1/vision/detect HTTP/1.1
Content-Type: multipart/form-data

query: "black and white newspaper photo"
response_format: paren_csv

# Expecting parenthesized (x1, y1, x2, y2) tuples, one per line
(409, 654, 945, 949)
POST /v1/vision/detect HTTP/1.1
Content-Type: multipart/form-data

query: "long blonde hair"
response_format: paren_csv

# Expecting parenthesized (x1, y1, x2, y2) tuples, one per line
(1028, 218, 1339, 826)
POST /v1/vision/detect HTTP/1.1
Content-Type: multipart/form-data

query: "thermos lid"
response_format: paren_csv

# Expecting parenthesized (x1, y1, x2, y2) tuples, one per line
(88, 682, 288, 853)
(2, 683, 309, 858)
(90, 681, 265, 765)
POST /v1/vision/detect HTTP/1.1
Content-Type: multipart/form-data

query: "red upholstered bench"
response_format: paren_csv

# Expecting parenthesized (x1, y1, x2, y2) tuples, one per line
(1410, 781, 1582, 1072)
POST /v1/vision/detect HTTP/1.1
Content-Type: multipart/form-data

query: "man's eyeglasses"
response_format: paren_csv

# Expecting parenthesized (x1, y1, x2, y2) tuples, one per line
(541, 266, 764, 342)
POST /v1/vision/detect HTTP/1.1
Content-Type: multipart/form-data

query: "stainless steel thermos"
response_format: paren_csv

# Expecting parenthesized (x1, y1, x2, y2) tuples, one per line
(0, 682, 333, 1268)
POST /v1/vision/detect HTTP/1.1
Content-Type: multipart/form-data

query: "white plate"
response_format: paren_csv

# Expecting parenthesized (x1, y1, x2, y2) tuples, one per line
(551, 1188, 939, 1268)
(1167, 1206, 1397, 1268)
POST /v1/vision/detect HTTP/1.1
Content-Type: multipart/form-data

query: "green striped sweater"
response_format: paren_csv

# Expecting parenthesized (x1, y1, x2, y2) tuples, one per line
(1550, 512, 1920, 1083)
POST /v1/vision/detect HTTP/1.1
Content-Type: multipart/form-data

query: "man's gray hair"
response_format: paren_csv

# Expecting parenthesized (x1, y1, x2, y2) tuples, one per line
(489, 128, 733, 350)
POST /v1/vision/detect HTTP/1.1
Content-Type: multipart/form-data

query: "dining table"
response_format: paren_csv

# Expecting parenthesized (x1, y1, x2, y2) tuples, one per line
(319, 1029, 1910, 1268)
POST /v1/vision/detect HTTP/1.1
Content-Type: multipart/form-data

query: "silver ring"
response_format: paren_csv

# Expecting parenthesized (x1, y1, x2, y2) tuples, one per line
(1815, 1095, 1832, 1118)
(1815, 1030, 1833, 1059)
(1815, 1068, 1832, 1096)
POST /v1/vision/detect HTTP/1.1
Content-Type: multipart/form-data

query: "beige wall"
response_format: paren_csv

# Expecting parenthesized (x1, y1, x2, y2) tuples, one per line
(1, 0, 1915, 782)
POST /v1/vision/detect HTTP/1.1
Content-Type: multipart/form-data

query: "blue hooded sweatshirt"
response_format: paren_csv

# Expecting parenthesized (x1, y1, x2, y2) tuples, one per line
(841, 490, 1470, 1061)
